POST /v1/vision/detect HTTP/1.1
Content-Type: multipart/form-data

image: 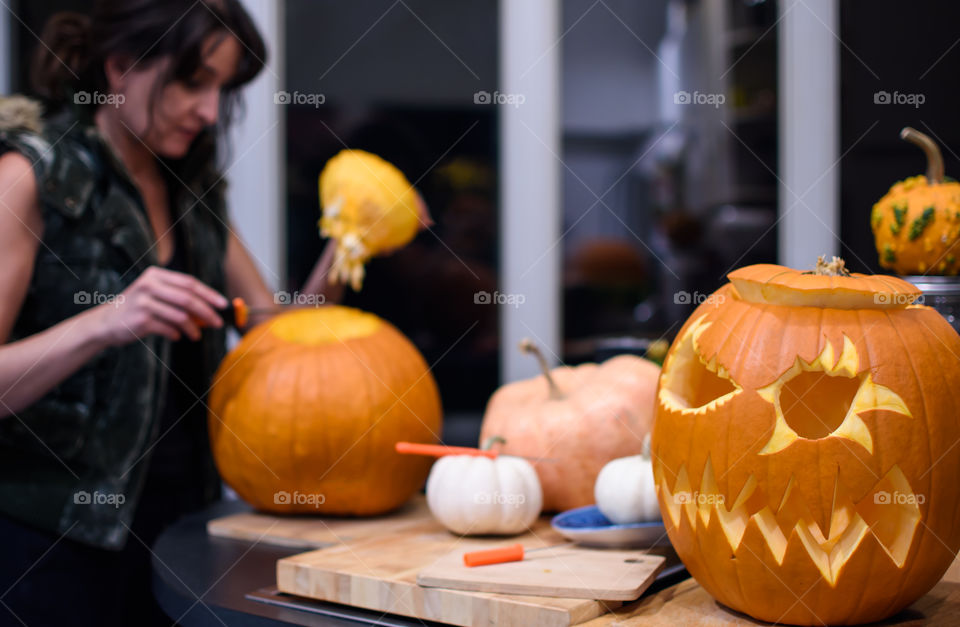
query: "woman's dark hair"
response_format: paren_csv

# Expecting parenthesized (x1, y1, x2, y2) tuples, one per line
(31, 0, 266, 129)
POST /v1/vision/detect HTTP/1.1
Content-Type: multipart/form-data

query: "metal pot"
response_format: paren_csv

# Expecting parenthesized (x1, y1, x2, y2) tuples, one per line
(901, 275, 960, 334)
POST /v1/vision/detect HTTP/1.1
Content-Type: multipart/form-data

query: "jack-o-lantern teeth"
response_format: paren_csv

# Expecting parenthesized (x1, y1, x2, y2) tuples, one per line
(658, 317, 742, 415)
(656, 459, 922, 584)
(756, 335, 912, 455)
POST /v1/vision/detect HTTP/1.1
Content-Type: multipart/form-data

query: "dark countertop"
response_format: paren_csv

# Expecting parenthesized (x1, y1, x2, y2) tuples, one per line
(151, 498, 689, 626)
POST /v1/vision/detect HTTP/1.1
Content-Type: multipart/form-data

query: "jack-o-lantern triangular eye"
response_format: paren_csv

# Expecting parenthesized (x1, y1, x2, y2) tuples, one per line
(659, 318, 741, 414)
(757, 336, 912, 454)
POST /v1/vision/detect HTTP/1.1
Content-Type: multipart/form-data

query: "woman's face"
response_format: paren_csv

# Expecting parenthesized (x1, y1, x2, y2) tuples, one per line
(111, 33, 243, 159)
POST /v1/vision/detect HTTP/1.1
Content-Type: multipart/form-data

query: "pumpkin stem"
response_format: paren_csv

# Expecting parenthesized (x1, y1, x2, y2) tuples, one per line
(518, 338, 564, 400)
(901, 126, 944, 185)
(812, 255, 851, 277)
(480, 435, 506, 451)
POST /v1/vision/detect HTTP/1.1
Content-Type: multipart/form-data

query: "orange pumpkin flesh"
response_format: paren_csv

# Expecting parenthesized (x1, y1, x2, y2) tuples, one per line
(480, 340, 660, 512)
(653, 260, 960, 624)
(208, 306, 442, 515)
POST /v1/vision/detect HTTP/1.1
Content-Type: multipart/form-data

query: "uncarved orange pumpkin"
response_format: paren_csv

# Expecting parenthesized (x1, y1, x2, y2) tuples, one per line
(652, 259, 960, 624)
(479, 340, 660, 512)
(208, 306, 442, 515)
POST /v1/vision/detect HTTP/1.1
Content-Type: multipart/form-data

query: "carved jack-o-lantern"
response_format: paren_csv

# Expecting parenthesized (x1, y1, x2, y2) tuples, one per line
(652, 260, 960, 625)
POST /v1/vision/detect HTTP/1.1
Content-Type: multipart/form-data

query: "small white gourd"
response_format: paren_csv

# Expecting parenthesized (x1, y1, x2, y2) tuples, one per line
(426, 437, 542, 535)
(594, 433, 660, 524)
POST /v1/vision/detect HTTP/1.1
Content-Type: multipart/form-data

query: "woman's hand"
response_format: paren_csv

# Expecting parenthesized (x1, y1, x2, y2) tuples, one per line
(93, 266, 229, 346)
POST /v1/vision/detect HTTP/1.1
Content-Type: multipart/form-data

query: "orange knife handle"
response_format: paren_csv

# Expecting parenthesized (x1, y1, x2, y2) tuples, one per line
(463, 544, 524, 567)
(394, 442, 497, 459)
(190, 297, 248, 329)
(232, 297, 249, 329)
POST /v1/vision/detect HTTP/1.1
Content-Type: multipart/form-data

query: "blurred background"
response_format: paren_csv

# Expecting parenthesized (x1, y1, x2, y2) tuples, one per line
(4, 0, 960, 440)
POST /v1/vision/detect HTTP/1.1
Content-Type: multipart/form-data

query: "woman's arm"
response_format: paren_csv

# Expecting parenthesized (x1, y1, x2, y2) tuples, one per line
(0, 152, 228, 418)
(224, 229, 280, 326)
(300, 238, 344, 304)
(0, 153, 42, 343)
(224, 230, 344, 327)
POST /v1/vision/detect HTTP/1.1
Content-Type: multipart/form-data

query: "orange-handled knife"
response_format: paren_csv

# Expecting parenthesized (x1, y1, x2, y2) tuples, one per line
(395, 442, 499, 459)
(191, 297, 284, 330)
(394, 441, 556, 463)
(462, 543, 574, 567)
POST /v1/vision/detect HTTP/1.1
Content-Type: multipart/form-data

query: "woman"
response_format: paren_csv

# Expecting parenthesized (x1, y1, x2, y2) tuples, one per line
(0, 1, 335, 624)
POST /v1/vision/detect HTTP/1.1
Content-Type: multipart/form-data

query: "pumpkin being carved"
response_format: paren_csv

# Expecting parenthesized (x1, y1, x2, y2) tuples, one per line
(652, 258, 960, 625)
(479, 339, 660, 512)
(208, 306, 442, 515)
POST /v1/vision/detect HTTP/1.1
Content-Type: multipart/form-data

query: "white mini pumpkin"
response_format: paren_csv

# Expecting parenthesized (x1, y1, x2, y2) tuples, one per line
(426, 442, 543, 536)
(594, 434, 660, 524)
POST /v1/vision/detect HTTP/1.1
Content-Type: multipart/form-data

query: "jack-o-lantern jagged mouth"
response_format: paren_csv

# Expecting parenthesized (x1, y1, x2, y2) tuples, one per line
(656, 458, 922, 585)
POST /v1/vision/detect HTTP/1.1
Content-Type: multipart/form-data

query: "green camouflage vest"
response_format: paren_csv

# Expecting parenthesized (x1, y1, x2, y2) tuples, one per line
(0, 97, 228, 549)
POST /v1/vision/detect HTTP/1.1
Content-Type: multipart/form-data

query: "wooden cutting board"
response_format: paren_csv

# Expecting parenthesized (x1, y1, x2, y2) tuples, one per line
(276, 532, 621, 627)
(417, 544, 664, 600)
(581, 552, 960, 625)
(579, 577, 960, 625)
(262, 496, 677, 627)
(207, 497, 432, 549)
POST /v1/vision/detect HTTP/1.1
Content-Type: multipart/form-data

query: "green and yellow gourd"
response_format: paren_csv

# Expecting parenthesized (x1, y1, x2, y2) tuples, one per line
(871, 127, 960, 275)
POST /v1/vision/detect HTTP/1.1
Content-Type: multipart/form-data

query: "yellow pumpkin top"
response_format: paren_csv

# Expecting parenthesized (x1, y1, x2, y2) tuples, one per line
(871, 128, 960, 275)
(318, 150, 422, 290)
(728, 258, 921, 310)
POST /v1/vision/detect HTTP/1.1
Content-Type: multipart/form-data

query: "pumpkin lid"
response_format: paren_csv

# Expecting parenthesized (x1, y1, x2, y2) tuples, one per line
(318, 149, 422, 290)
(728, 259, 921, 310)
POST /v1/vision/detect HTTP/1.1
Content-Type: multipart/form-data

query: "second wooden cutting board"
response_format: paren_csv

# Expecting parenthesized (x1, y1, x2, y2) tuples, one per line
(417, 544, 665, 600)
